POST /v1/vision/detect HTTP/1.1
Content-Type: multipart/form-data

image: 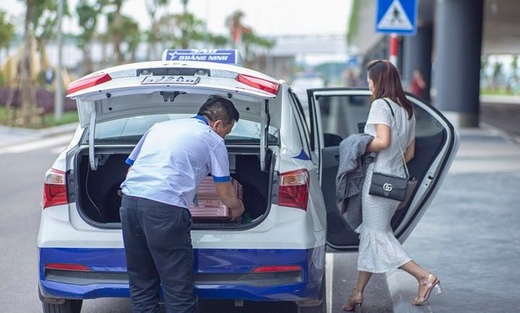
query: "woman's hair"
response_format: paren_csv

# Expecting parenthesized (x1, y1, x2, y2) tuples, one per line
(197, 95, 240, 125)
(366, 60, 413, 118)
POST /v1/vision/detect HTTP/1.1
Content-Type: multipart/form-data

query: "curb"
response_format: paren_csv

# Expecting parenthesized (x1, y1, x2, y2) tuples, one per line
(38, 122, 79, 137)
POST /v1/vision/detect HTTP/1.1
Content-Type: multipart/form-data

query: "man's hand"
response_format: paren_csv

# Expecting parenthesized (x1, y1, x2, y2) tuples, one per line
(215, 181, 245, 222)
(229, 201, 245, 222)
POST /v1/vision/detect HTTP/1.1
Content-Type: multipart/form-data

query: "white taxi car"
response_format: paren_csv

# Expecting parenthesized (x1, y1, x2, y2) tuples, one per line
(37, 49, 459, 313)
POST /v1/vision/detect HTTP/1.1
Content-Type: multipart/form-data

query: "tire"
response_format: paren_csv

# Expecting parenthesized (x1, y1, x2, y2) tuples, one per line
(297, 275, 327, 313)
(39, 286, 83, 313)
(41, 299, 83, 313)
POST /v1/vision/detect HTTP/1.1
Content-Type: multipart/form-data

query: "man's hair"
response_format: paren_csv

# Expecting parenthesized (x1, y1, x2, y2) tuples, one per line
(197, 95, 240, 125)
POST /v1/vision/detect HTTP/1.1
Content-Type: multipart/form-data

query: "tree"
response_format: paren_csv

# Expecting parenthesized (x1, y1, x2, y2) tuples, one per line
(32, 0, 60, 69)
(174, 13, 205, 48)
(513, 55, 520, 95)
(480, 55, 489, 89)
(155, 12, 227, 50)
(76, 0, 107, 75)
(13, 0, 68, 126)
(0, 11, 15, 71)
(226, 10, 249, 49)
(106, 0, 126, 65)
(0, 10, 15, 124)
(225, 10, 275, 67)
(100, 0, 141, 65)
(492, 60, 503, 91)
(119, 15, 140, 62)
(511, 55, 518, 79)
(506, 55, 518, 94)
(19, 0, 41, 126)
(241, 31, 275, 65)
(144, 0, 171, 60)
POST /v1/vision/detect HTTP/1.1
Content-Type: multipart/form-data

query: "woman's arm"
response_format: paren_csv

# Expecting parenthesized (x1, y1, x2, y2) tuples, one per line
(366, 123, 391, 152)
(404, 138, 415, 162)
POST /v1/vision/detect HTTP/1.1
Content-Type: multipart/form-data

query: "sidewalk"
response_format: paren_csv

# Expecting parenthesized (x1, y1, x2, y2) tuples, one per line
(0, 123, 78, 149)
(480, 94, 520, 105)
(387, 125, 520, 312)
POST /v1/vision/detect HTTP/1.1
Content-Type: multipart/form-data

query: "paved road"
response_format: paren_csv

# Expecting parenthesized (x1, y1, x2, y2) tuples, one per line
(388, 126, 520, 312)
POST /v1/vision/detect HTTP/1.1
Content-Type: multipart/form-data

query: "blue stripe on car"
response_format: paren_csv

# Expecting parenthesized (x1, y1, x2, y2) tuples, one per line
(294, 149, 310, 160)
(39, 246, 325, 301)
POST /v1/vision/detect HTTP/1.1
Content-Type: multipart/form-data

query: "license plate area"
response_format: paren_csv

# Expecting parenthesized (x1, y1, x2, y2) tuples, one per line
(141, 76, 200, 85)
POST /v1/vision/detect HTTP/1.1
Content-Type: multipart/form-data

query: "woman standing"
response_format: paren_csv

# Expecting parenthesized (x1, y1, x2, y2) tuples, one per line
(342, 60, 442, 311)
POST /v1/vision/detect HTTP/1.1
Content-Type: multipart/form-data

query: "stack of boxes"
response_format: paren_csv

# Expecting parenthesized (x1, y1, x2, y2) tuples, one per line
(189, 176, 243, 222)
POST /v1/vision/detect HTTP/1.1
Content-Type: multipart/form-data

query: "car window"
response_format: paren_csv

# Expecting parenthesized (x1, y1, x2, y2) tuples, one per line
(315, 94, 371, 140)
(291, 75, 325, 111)
(289, 90, 312, 159)
(84, 114, 280, 145)
(314, 94, 444, 140)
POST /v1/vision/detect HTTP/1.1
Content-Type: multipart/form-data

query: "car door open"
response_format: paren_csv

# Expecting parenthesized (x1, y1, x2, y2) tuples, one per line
(307, 88, 459, 251)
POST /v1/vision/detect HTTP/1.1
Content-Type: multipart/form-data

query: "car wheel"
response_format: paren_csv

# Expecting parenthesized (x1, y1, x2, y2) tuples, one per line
(42, 299, 83, 313)
(296, 275, 327, 313)
(39, 286, 83, 313)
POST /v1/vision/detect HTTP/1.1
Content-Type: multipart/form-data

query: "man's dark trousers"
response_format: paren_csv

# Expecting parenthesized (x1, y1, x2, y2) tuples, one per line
(120, 195, 199, 313)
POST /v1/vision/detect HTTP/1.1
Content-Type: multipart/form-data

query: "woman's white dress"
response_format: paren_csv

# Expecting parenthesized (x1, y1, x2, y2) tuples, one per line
(357, 98, 416, 273)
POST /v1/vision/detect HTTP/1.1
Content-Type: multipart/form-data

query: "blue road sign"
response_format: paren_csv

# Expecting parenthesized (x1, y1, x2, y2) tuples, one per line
(376, 0, 417, 35)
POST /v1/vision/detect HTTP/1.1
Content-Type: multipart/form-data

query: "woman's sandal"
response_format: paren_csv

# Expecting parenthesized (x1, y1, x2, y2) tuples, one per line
(411, 273, 443, 306)
(342, 290, 363, 312)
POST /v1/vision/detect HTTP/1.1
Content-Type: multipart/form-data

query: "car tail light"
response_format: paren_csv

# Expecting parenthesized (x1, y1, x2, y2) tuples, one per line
(43, 169, 68, 209)
(67, 73, 112, 95)
(278, 169, 309, 211)
(45, 263, 90, 272)
(251, 265, 302, 273)
(236, 74, 279, 95)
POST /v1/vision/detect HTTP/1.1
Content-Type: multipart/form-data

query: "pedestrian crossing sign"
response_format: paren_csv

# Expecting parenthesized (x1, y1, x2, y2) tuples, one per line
(376, 0, 417, 35)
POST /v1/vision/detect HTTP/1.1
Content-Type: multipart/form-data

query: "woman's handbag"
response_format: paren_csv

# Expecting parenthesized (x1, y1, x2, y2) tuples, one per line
(369, 172, 408, 201)
(396, 177, 417, 210)
(369, 99, 418, 209)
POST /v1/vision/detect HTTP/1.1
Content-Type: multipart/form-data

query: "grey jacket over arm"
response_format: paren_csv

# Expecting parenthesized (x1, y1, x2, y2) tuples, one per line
(336, 133, 376, 230)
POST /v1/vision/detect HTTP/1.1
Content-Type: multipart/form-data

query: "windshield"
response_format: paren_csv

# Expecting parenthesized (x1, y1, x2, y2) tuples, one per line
(82, 114, 280, 145)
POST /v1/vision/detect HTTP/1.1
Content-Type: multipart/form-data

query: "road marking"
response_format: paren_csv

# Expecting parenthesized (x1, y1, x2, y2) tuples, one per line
(326, 253, 333, 313)
(0, 134, 73, 155)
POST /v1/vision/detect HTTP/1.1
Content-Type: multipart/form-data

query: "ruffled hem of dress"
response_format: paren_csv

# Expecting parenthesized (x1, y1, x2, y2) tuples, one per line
(356, 224, 411, 273)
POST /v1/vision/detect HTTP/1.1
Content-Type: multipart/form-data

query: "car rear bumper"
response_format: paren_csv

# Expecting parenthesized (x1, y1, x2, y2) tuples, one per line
(38, 246, 325, 301)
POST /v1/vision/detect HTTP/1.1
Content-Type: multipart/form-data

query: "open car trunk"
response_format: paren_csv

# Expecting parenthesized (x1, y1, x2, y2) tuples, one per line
(71, 146, 275, 228)
(68, 87, 281, 229)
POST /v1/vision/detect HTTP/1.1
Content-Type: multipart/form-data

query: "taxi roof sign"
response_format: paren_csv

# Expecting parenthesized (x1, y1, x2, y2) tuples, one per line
(162, 49, 242, 65)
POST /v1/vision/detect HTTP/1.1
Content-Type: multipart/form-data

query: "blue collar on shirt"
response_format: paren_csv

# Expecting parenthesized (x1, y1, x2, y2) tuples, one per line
(193, 115, 209, 125)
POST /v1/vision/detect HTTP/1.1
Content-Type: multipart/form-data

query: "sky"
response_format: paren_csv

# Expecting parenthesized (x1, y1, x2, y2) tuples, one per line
(0, 0, 352, 37)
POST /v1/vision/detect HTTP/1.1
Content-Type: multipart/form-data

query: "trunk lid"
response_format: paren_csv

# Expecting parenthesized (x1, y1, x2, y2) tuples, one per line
(67, 56, 282, 171)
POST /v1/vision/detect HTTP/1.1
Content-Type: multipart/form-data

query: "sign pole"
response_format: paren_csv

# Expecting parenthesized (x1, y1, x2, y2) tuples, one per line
(389, 33, 398, 66)
(54, 0, 64, 121)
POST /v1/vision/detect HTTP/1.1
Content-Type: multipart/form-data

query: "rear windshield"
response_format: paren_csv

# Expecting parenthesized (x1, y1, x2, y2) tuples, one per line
(83, 114, 279, 145)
